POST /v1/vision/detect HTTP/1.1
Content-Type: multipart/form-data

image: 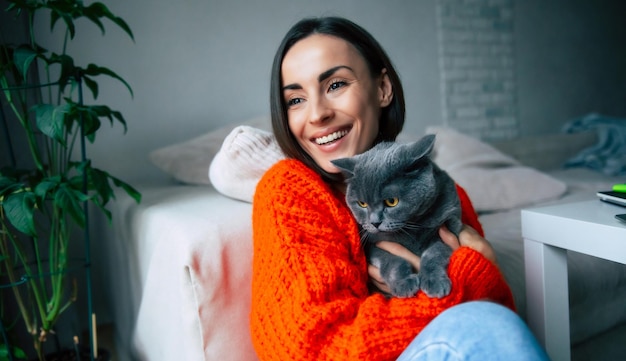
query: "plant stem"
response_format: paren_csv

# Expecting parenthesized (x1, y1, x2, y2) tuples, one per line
(0, 78, 45, 172)
(0, 225, 35, 336)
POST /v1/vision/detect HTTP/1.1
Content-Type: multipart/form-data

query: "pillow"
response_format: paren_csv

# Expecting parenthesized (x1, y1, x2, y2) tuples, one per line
(206, 124, 567, 211)
(425, 126, 567, 212)
(150, 116, 271, 185)
(209, 125, 284, 202)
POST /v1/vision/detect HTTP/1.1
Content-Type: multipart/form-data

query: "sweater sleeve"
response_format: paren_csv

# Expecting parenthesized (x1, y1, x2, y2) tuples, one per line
(250, 160, 515, 361)
(456, 184, 484, 236)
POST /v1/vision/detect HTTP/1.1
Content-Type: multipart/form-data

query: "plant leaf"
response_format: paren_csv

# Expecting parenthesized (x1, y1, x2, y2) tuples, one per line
(34, 103, 70, 145)
(3, 191, 36, 237)
(0, 342, 28, 359)
(54, 184, 88, 228)
(91, 104, 127, 132)
(85, 2, 134, 41)
(88, 167, 113, 204)
(82, 3, 106, 35)
(83, 64, 133, 98)
(13, 45, 38, 81)
(34, 176, 61, 199)
(47, 0, 77, 39)
(47, 53, 77, 93)
(82, 75, 99, 99)
(111, 175, 141, 204)
(68, 104, 101, 142)
(5, 0, 43, 14)
(0, 174, 21, 197)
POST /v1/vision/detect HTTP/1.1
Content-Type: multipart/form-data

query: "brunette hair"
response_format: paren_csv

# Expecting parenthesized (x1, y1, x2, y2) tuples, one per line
(270, 16, 406, 183)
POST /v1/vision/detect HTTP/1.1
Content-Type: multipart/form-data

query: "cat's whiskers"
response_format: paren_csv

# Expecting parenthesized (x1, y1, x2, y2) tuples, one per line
(402, 221, 429, 230)
(358, 228, 371, 248)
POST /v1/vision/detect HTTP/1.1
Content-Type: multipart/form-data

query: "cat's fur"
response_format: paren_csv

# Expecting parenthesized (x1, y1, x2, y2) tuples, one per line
(331, 134, 462, 298)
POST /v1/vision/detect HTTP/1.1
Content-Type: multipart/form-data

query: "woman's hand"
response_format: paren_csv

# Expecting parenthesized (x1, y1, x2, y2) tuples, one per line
(367, 225, 498, 293)
(368, 241, 421, 294)
(440, 225, 497, 264)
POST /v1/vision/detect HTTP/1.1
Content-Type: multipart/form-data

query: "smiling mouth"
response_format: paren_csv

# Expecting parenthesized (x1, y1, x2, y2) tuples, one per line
(315, 129, 349, 145)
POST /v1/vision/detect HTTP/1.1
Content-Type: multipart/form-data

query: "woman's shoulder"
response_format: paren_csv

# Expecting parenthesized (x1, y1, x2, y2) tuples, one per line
(255, 159, 325, 200)
(258, 159, 323, 188)
(263, 158, 312, 178)
(254, 159, 346, 213)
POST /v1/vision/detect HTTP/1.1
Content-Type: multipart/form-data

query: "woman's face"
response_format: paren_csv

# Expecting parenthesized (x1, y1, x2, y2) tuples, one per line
(281, 34, 393, 173)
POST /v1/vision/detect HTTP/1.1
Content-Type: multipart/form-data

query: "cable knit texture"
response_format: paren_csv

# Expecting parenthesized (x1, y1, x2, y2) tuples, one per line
(251, 159, 515, 361)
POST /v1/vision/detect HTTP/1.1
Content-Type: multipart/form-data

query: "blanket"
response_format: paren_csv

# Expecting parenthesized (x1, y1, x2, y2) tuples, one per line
(563, 113, 626, 176)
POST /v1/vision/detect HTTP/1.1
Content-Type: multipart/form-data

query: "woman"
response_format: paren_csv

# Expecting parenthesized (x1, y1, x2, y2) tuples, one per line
(251, 16, 548, 361)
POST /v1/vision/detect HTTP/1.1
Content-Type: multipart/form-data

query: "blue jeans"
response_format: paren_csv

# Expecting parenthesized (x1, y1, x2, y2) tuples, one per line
(397, 301, 550, 361)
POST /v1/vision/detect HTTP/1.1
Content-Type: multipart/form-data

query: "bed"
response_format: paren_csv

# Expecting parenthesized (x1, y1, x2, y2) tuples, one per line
(95, 119, 626, 361)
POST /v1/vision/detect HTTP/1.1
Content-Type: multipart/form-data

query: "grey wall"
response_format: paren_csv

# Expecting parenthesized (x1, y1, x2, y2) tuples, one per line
(516, 0, 626, 136)
(18, 0, 626, 184)
(0, 8, 32, 170)
(32, 0, 440, 184)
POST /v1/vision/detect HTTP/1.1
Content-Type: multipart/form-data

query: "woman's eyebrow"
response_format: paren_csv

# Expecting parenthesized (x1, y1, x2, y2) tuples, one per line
(318, 65, 353, 82)
(282, 65, 354, 91)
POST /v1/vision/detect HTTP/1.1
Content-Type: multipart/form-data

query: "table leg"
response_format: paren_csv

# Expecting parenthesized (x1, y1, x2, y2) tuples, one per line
(524, 239, 571, 361)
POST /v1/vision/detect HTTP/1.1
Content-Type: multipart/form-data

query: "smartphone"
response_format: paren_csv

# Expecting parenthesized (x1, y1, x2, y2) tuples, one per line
(616, 214, 626, 224)
(598, 191, 626, 207)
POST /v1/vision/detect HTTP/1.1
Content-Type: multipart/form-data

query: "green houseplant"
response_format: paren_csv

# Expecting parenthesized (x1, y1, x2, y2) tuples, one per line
(0, 0, 140, 359)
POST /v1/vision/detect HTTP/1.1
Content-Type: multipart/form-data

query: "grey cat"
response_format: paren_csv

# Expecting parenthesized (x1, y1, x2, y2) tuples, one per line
(331, 134, 462, 298)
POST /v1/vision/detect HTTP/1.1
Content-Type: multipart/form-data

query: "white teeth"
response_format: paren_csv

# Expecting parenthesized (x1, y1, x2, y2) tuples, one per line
(315, 130, 348, 145)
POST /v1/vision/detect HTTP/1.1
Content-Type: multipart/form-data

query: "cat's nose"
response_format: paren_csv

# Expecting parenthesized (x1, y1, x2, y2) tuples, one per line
(371, 222, 382, 229)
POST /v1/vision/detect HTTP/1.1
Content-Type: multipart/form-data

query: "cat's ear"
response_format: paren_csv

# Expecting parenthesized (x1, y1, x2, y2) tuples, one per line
(410, 134, 436, 159)
(331, 157, 356, 178)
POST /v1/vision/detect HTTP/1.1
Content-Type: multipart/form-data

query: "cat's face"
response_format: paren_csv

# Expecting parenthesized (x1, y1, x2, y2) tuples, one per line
(332, 135, 439, 235)
(344, 164, 436, 234)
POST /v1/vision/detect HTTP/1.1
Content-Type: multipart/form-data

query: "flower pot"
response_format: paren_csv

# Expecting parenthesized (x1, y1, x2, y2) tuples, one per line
(28, 347, 110, 361)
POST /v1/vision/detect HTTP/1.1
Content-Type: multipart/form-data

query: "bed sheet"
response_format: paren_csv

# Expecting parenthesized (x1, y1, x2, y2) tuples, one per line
(98, 185, 257, 361)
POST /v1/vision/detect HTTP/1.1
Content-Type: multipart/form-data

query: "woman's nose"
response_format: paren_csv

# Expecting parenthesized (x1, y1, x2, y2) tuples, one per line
(308, 96, 333, 124)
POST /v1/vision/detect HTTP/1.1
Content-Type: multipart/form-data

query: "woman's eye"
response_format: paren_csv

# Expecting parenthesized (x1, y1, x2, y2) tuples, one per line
(286, 97, 303, 107)
(329, 81, 347, 91)
(356, 200, 368, 208)
(384, 198, 399, 207)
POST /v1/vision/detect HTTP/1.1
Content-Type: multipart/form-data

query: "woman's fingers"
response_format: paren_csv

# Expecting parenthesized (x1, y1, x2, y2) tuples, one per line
(438, 225, 461, 250)
(368, 242, 420, 294)
(375, 241, 421, 270)
(367, 264, 391, 294)
(367, 224, 499, 294)
(456, 225, 498, 264)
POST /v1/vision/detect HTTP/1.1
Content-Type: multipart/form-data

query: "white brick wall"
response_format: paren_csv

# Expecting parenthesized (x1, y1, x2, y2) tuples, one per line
(437, 0, 519, 140)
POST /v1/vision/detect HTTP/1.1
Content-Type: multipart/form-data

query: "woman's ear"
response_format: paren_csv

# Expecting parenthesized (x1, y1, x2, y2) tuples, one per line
(378, 69, 394, 107)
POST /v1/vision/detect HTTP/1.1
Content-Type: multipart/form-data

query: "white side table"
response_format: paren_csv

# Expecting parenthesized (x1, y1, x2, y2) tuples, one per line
(522, 199, 626, 361)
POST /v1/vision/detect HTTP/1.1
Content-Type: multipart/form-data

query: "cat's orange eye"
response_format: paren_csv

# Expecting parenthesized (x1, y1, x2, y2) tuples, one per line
(384, 198, 399, 207)
(356, 201, 368, 208)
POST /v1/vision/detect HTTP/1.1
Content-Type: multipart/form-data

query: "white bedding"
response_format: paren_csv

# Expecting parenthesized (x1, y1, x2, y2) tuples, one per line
(98, 186, 257, 360)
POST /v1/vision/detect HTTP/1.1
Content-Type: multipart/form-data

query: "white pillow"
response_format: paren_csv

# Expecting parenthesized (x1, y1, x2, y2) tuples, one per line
(206, 124, 567, 211)
(425, 126, 567, 212)
(149, 116, 271, 185)
(209, 126, 284, 202)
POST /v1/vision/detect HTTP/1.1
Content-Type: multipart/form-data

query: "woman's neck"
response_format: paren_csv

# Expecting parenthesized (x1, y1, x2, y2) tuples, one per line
(332, 182, 347, 196)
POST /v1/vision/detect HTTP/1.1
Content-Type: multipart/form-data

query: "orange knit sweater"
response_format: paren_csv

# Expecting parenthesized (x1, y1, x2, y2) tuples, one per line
(250, 159, 515, 361)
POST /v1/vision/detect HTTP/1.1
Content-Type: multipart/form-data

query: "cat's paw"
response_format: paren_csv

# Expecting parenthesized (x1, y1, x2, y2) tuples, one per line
(390, 274, 420, 298)
(420, 273, 451, 298)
